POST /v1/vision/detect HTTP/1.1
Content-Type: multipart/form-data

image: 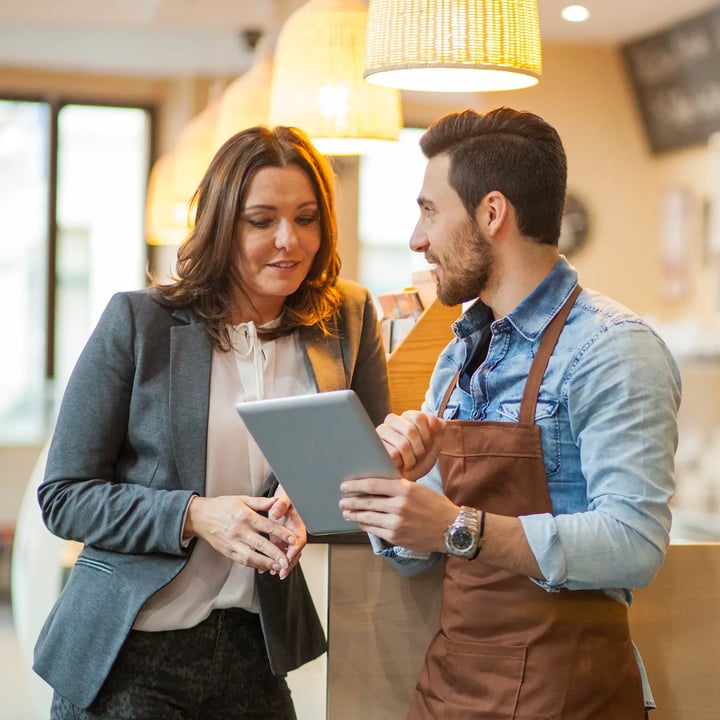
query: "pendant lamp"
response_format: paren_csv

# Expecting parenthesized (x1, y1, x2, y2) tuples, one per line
(145, 153, 188, 247)
(269, 0, 402, 155)
(170, 98, 221, 230)
(214, 36, 275, 151)
(172, 99, 219, 202)
(363, 0, 542, 93)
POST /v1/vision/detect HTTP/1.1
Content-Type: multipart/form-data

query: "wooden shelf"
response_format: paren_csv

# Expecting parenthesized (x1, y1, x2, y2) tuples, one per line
(629, 543, 720, 720)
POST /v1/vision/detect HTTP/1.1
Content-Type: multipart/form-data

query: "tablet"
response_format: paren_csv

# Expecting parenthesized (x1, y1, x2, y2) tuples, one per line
(235, 389, 399, 535)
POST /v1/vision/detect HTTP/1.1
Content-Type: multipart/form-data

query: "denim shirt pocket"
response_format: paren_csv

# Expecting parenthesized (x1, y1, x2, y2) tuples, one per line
(442, 403, 460, 420)
(496, 399, 561, 476)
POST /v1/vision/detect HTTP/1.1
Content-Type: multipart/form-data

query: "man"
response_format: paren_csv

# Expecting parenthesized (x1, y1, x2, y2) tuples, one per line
(339, 107, 680, 719)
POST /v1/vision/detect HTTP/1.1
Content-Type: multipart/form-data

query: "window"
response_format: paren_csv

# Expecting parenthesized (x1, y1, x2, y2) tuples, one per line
(0, 101, 49, 442)
(357, 128, 431, 298)
(0, 99, 152, 443)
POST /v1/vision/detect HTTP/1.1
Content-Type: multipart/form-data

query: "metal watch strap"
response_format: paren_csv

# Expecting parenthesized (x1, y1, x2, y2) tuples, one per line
(457, 506, 479, 529)
(471, 509, 486, 559)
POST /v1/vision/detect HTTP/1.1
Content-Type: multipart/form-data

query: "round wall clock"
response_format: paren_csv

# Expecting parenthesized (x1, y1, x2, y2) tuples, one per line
(558, 192, 590, 257)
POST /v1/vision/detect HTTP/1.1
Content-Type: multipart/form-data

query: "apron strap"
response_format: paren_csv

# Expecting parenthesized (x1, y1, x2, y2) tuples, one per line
(519, 284, 582, 424)
(438, 368, 461, 416)
(437, 285, 582, 420)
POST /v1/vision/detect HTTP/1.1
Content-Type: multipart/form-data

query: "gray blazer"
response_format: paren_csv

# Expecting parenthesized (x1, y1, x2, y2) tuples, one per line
(34, 278, 391, 709)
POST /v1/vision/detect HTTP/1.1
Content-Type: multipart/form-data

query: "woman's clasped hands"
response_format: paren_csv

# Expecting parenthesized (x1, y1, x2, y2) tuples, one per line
(182, 488, 305, 579)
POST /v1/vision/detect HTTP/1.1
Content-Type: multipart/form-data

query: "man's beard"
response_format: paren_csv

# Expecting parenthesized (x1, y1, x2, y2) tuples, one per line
(433, 219, 494, 307)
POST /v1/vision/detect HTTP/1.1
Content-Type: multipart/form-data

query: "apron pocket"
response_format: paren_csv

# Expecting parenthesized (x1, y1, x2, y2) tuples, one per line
(430, 632, 528, 719)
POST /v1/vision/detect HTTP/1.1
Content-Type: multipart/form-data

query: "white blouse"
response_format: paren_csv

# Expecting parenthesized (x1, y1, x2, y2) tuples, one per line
(134, 322, 315, 631)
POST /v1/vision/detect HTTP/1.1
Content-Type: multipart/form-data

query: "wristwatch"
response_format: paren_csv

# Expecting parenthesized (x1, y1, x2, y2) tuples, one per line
(443, 506, 482, 558)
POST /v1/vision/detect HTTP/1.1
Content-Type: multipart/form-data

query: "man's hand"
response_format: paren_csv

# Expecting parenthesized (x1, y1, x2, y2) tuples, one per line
(340, 482, 545, 579)
(339, 477, 458, 552)
(183, 495, 301, 577)
(378, 411, 446, 481)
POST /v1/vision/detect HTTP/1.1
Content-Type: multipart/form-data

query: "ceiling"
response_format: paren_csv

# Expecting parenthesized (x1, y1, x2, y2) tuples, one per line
(0, 0, 718, 77)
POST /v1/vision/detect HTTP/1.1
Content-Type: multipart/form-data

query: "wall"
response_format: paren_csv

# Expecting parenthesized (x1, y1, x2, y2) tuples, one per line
(0, 446, 42, 528)
(403, 43, 714, 325)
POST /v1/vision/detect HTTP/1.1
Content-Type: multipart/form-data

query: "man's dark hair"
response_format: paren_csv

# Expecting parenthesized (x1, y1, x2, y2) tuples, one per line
(420, 107, 567, 246)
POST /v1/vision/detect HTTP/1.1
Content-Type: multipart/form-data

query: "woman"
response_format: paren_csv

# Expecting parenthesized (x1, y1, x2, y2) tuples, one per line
(34, 126, 391, 719)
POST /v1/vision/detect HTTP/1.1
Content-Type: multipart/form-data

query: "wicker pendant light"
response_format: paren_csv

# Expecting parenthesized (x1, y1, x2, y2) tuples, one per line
(269, 0, 402, 155)
(364, 0, 542, 93)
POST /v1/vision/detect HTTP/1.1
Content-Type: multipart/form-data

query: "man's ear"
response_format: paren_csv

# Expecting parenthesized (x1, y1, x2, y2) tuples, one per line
(475, 191, 508, 236)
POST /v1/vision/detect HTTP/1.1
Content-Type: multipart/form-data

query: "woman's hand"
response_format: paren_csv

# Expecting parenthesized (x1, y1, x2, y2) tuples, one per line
(267, 486, 307, 578)
(378, 411, 446, 481)
(183, 495, 301, 577)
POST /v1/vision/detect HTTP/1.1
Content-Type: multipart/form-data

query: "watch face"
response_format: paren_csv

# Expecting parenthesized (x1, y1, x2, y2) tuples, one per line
(450, 527, 474, 551)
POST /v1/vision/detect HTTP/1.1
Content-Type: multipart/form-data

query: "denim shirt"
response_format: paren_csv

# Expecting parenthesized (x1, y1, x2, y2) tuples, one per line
(384, 258, 681, 704)
(384, 259, 681, 699)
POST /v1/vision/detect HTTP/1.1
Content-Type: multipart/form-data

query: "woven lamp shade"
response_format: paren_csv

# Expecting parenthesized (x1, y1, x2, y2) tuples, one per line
(168, 99, 221, 234)
(269, 0, 402, 155)
(172, 100, 219, 208)
(214, 39, 274, 151)
(145, 153, 190, 247)
(364, 0, 542, 93)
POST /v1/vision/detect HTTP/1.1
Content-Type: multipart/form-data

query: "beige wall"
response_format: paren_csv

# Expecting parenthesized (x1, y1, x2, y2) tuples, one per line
(0, 445, 43, 527)
(404, 43, 714, 324)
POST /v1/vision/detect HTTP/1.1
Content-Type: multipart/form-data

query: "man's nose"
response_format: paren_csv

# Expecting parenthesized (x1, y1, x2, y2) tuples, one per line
(409, 221, 426, 252)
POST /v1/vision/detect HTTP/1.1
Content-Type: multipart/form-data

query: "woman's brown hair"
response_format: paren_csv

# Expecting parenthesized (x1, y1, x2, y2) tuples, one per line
(151, 125, 342, 349)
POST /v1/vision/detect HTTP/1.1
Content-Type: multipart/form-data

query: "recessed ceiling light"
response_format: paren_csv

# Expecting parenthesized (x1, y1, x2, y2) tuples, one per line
(561, 5, 590, 23)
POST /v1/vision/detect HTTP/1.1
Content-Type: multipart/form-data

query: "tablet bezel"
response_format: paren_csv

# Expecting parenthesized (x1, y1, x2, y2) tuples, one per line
(235, 389, 399, 535)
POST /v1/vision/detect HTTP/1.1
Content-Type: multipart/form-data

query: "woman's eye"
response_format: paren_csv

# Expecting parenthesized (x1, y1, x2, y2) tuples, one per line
(296, 214, 318, 226)
(247, 217, 273, 229)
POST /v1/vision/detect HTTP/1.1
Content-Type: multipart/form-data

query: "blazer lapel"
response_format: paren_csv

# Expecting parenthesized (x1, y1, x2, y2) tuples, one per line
(300, 324, 346, 393)
(169, 311, 212, 493)
(167, 318, 344, 494)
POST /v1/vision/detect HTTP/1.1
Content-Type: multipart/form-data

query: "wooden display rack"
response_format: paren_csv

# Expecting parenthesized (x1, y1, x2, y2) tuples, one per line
(385, 299, 461, 414)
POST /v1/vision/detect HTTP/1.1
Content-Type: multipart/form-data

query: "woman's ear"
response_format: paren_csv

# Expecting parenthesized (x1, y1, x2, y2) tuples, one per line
(475, 191, 509, 237)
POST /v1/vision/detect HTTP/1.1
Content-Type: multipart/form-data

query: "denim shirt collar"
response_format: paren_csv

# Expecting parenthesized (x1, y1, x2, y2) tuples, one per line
(453, 256, 579, 341)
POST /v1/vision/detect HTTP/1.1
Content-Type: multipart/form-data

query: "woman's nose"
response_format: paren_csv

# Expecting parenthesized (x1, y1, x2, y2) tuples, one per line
(275, 218, 298, 250)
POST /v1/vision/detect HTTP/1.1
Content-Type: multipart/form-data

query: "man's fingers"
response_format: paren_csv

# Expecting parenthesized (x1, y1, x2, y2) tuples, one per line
(378, 412, 446, 473)
(340, 477, 405, 497)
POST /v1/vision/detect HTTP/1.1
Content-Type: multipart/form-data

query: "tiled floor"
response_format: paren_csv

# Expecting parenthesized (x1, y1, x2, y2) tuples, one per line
(0, 598, 39, 720)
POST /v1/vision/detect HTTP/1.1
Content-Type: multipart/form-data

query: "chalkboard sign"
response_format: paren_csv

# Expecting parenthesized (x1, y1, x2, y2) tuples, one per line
(621, 6, 720, 154)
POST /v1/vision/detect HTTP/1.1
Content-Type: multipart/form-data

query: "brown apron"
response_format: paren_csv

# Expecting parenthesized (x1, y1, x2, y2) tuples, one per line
(408, 286, 645, 720)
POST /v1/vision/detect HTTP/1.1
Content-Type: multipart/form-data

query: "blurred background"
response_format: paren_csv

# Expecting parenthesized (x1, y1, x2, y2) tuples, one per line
(2, 1, 720, 717)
